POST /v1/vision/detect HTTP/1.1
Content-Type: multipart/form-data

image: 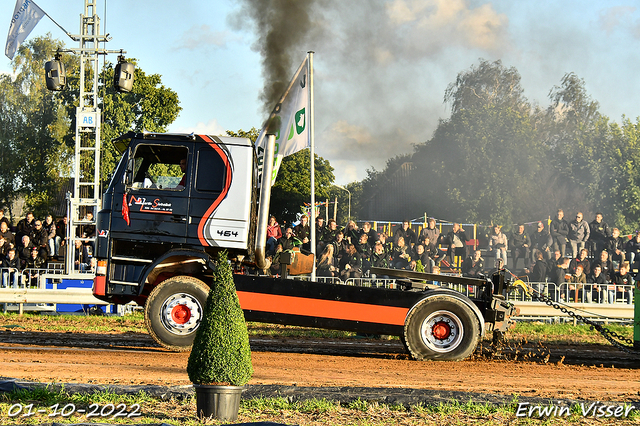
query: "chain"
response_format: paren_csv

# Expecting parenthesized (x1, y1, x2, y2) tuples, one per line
(532, 291, 637, 354)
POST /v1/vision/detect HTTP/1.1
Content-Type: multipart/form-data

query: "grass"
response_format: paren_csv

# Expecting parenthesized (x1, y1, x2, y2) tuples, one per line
(1, 388, 637, 425)
(508, 321, 634, 345)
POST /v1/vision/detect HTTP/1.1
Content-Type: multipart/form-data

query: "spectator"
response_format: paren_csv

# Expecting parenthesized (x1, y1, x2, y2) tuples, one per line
(611, 262, 633, 304)
(604, 228, 625, 269)
(55, 215, 68, 254)
(43, 214, 57, 258)
(587, 264, 608, 303)
(565, 264, 587, 302)
(331, 231, 348, 265)
(625, 232, 640, 270)
(17, 235, 35, 269)
(587, 212, 610, 257)
(16, 212, 36, 242)
(339, 243, 363, 280)
(391, 235, 412, 270)
(76, 210, 96, 239)
(592, 250, 613, 280)
(73, 239, 91, 271)
(316, 244, 338, 278)
(30, 219, 49, 260)
(0, 236, 7, 258)
(394, 220, 417, 248)
(410, 244, 432, 273)
(25, 246, 45, 270)
(266, 215, 282, 255)
(530, 221, 552, 261)
(321, 219, 341, 246)
(569, 248, 590, 276)
(547, 250, 562, 280)
(0, 209, 10, 228)
(420, 218, 442, 248)
(1, 248, 20, 288)
(359, 222, 378, 248)
(315, 216, 326, 252)
(421, 235, 445, 266)
(370, 242, 391, 276)
(509, 224, 530, 271)
(462, 250, 484, 278)
(293, 214, 311, 251)
(549, 209, 569, 257)
(0, 221, 14, 248)
(528, 249, 547, 284)
(276, 227, 299, 252)
(343, 221, 360, 245)
(377, 232, 392, 256)
(355, 233, 372, 273)
(568, 212, 590, 259)
(488, 225, 508, 267)
(446, 223, 469, 267)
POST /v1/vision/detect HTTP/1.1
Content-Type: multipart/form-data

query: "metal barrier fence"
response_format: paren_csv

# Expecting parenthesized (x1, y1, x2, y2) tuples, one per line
(0, 267, 94, 289)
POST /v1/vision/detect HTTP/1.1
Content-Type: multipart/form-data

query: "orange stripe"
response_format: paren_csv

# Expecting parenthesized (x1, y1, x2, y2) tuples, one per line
(237, 291, 408, 326)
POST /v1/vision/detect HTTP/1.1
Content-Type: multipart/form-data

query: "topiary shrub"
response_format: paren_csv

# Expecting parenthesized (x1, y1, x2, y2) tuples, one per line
(187, 250, 253, 386)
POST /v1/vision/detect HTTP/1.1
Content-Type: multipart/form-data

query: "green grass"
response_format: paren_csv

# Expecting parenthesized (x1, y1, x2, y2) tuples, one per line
(509, 321, 634, 345)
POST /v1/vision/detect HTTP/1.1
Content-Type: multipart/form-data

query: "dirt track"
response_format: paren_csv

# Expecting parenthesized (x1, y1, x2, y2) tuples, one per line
(0, 330, 638, 402)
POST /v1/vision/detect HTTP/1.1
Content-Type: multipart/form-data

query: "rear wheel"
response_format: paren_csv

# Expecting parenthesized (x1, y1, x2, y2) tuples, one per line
(404, 295, 480, 361)
(144, 276, 209, 351)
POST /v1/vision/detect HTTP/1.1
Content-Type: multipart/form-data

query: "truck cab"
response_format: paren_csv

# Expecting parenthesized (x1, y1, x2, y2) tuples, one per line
(93, 132, 256, 347)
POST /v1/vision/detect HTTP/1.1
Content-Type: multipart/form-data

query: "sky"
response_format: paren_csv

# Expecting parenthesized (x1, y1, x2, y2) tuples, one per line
(2, 0, 640, 185)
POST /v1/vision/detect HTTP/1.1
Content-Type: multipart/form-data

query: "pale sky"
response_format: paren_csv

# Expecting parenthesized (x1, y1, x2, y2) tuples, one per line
(2, 0, 640, 185)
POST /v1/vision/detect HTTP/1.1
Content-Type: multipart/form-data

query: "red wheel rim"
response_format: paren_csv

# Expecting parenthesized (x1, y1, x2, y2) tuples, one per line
(171, 304, 191, 325)
(432, 321, 451, 340)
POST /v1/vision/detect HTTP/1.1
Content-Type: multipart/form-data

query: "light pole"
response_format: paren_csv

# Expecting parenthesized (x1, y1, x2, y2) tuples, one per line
(334, 185, 351, 222)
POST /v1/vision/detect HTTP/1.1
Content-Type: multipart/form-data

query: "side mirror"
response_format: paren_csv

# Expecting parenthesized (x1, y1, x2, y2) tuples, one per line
(123, 149, 134, 186)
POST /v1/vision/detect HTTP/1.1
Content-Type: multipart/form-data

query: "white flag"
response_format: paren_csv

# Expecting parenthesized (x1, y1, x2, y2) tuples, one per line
(256, 56, 310, 186)
(5, 0, 45, 60)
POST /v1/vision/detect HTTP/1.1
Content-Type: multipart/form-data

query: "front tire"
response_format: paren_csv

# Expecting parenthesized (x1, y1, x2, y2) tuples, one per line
(404, 295, 480, 361)
(144, 276, 209, 351)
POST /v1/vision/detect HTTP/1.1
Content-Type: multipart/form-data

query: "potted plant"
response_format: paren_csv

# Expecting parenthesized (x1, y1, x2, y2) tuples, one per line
(187, 250, 253, 421)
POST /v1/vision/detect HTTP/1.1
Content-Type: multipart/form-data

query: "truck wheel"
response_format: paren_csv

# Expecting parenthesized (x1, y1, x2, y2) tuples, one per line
(144, 276, 209, 351)
(404, 295, 480, 361)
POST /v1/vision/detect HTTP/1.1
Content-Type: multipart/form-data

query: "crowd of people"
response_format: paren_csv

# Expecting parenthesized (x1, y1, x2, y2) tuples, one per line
(0, 209, 96, 288)
(265, 210, 636, 304)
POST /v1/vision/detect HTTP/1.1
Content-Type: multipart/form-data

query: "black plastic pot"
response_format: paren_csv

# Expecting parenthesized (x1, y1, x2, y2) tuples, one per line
(194, 384, 244, 421)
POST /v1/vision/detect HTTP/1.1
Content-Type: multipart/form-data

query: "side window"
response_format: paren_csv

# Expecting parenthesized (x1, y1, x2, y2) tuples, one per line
(196, 149, 226, 193)
(131, 144, 188, 190)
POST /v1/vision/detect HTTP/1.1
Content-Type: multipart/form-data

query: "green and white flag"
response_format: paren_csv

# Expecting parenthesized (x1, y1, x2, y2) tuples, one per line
(5, 0, 44, 60)
(256, 56, 309, 186)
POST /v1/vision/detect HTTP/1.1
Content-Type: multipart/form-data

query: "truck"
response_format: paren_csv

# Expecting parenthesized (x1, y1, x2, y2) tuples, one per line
(92, 131, 518, 360)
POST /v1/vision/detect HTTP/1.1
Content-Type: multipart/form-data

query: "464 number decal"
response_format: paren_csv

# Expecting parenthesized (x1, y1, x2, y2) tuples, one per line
(216, 229, 239, 238)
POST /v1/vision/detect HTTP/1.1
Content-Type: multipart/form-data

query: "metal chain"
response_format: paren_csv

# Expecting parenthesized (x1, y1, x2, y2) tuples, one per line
(532, 291, 637, 354)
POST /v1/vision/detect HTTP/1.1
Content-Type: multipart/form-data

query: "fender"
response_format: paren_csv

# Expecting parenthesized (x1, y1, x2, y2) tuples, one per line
(405, 288, 486, 337)
(136, 248, 216, 295)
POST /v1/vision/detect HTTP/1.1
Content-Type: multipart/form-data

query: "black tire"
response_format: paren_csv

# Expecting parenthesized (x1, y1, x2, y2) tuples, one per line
(144, 276, 209, 351)
(403, 295, 480, 361)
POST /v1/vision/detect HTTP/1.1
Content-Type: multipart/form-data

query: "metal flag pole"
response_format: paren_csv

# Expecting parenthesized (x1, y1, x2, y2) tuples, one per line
(309, 51, 316, 280)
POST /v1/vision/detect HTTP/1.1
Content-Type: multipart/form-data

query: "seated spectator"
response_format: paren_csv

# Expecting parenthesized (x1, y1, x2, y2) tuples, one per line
(30, 219, 49, 260)
(321, 219, 341, 246)
(530, 221, 552, 261)
(462, 250, 484, 278)
(343, 220, 360, 245)
(315, 216, 326, 252)
(17, 235, 35, 269)
(611, 262, 633, 304)
(76, 210, 96, 251)
(587, 264, 608, 303)
(394, 220, 417, 248)
(370, 242, 391, 271)
(339, 243, 363, 280)
(1, 248, 20, 288)
(316, 244, 338, 278)
(528, 249, 547, 283)
(420, 218, 442, 248)
(569, 248, 590, 276)
(588, 212, 610, 257)
(564, 264, 587, 302)
(592, 250, 613, 280)
(331, 231, 348, 265)
(24, 247, 45, 286)
(488, 225, 508, 267)
(0, 221, 15, 249)
(509, 224, 530, 271)
(546, 250, 562, 281)
(446, 223, 469, 267)
(550, 257, 571, 301)
(43, 214, 57, 258)
(391, 236, 412, 270)
(550, 209, 569, 257)
(266, 215, 282, 255)
(55, 215, 68, 254)
(625, 232, 640, 270)
(359, 222, 378, 248)
(73, 239, 91, 271)
(422, 235, 445, 267)
(0, 209, 10, 228)
(355, 233, 372, 273)
(604, 228, 625, 269)
(410, 244, 432, 273)
(377, 232, 392, 255)
(277, 227, 299, 252)
(293, 214, 311, 251)
(16, 212, 36, 242)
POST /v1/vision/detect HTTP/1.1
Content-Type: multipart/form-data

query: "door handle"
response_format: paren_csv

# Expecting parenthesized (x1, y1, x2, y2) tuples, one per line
(172, 215, 187, 222)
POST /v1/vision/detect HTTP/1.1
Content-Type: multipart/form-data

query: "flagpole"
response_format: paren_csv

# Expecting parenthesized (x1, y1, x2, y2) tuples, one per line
(308, 51, 316, 280)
